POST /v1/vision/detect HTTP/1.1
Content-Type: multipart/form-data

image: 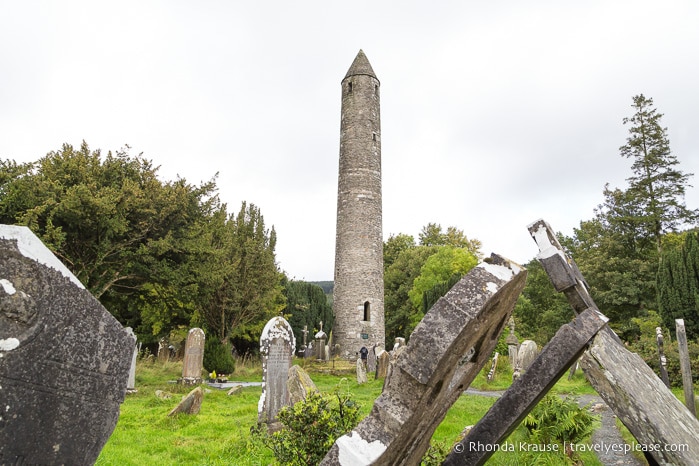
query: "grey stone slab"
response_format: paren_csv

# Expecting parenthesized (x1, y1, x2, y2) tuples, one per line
(320, 255, 526, 465)
(443, 308, 607, 466)
(0, 225, 134, 465)
(181, 327, 205, 384)
(258, 316, 295, 427)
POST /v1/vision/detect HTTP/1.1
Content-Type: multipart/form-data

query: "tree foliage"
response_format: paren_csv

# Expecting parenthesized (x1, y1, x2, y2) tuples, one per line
(567, 95, 697, 332)
(657, 231, 699, 339)
(0, 142, 285, 352)
(283, 280, 333, 350)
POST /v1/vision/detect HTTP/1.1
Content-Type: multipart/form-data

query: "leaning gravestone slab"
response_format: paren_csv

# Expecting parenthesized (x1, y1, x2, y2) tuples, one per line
(516, 339, 538, 372)
(258, 316, 296, 427)
(321, 254, 526, 465)
(0, 225, 135, 465)
(180, 327, 205, 385)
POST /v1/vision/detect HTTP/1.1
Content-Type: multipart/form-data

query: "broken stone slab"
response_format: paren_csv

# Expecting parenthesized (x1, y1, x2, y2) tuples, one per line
(287, 364, 318, 405)
(0, 225, 135, 465)
(529, 219, 699, 465)
(168, 386, 204, 416)
(443, 307, 608, 466)
(581, 328, 699, 465)
(320, 254, 526, 465)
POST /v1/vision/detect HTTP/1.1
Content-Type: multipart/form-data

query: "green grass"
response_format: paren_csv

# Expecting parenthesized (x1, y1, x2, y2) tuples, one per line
(97, 356, 602, 465)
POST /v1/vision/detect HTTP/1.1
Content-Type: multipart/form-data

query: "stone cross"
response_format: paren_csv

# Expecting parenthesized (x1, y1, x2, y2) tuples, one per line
(181, 328, 205, 385)
(0, 225, 134, 465)
(655, 326, 670, 388)
(321, 254, 526, 465)
(258, 316, 296, 428)
(675, 319, 696, 417)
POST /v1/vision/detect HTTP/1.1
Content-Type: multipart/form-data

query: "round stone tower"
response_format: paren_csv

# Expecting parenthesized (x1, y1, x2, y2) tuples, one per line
(332, 50, 385, 359)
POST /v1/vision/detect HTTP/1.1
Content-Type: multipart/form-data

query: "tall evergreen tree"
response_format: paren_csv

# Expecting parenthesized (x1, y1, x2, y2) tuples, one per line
(619, 94, 697, 255)
(657, 231, 699, 339)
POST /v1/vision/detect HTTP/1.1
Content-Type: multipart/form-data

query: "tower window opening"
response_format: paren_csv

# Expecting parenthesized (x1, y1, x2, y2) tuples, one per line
(363, 301, 371, 321)
(372, 133, 377, 141)
(374, 84, 378, 95)
(348, 82, 353, 93)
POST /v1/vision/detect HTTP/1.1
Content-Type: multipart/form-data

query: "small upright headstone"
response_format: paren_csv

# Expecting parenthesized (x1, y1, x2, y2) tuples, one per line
(258, 316, 296, 427)
(0, 225, 135, 465)
(393, 337, 406, 351)
(287, 364, 318, 405)
(516, 340, 538, 373)
(126, 327, 138, 392)
(356, 358, 368, 384)
(655, 326, 670, 388)
(505, 316, 518, 368)
(157, 337, 170, 363)
(367, 344, 378, 373)
(676, 319, 696, 417)
(315, 321, 327, 361)
(180, 328, 205, 385)
(375, 349, 390, 379)
(487, 352, 499, 382)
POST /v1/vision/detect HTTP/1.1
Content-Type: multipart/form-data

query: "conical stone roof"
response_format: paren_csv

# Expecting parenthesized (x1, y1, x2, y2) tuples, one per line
(344, 49, 378, 82)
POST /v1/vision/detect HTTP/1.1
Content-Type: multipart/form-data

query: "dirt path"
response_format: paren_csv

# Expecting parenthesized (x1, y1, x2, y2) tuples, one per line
(464, 389, 645, 465)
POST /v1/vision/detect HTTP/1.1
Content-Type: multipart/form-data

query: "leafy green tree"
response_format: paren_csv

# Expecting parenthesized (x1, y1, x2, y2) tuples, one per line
(383, 245, 436, 347)
(196, 202, 285, 352)
(408, 246, 478, 322)
(567, 95, 697, 331)
(418, 223, 482, 257)
(513, 260, 573, 345)
(657, 231, 699, 339)
(283, 280, 333, 349)
(383, 233, 416, 269)
(0, 142, 217, 337)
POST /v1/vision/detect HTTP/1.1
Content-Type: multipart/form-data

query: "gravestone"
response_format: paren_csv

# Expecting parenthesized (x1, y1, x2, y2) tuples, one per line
(356, 358, 368, 384)
(168, 386, 203, 416)
(516, 339, 538, 372)
(486, 352, 499, 382)
(287, 364, 318, 405)
(676, 319, 696, 417)
(375, 349, 390, 379)
(527, 219, 699, 465)
(258, 316, 296, 427)
(180, 327, 205, 385)
(304, 341, 315, 359)
(367, 344, 378, 373)
(393, 337, 406, 351)
(157, 337, 169, 363)
(321, 255, 526, 465)
(0, 225, 135, 465)
(505, 317, 518, 368)
(125, 327, 138, 392)
(315, 322, 327, 361)
(655, 326, 670, 388)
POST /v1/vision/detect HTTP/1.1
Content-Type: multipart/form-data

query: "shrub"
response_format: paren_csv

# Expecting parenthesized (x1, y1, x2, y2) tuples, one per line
(264, 387, 360, 465)
(203, 336, 235, 375)
(524, 395, 597, 461)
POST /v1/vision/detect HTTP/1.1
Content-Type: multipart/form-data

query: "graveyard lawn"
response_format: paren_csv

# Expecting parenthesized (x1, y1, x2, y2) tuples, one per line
(97, 359, 602, 465)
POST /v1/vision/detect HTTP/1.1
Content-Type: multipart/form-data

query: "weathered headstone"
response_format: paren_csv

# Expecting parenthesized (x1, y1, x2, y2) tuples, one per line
(0, 225, 135, 465)
(356, 358, 368, 384)
(258, 316, 296, 427)
(515, 339, 538, 372)
(315, 321, 327, 361)
(486, 352, 499, 382)
(321, 255, 526, 465)
(375, 348, 390, 379)
(287, 364, 318, 405)
(367, 344, 378, 373)
(392, 337, 406, 351)
(168, 386, 204, 416)
(180, 327, 205, 385)
(157, 337, 170, 363)
(676, 319, 696, 417)
(505, 316, 518, 368)
(655, 326, 670, 388)
(126, 327, 138, 392)
(304, 341, 315, 359)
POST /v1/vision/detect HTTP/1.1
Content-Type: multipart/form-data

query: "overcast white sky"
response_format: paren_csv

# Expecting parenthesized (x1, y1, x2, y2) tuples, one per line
(2, 1, 698, 281)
